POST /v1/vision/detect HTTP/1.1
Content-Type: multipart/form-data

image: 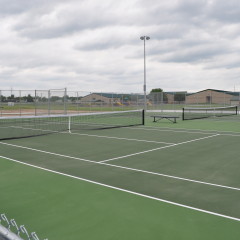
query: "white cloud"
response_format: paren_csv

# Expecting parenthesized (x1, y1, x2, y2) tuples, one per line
(0, 0, 240, 93)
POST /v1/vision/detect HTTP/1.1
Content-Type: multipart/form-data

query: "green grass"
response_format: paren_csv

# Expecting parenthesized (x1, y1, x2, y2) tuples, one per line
(1, 158, 239, 240)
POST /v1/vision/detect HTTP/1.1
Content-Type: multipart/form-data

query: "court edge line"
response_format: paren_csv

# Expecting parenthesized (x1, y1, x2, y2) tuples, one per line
(1, 140, 239, 191)
(1, 155, 239, 223)
(129, 126, 214, 135)
(100, 134, 220, 163)
(132, 126, 240, 136)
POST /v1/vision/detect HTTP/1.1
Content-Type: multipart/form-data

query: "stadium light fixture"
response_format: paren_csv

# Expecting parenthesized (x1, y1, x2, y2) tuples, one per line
(140, 36, 150, 112)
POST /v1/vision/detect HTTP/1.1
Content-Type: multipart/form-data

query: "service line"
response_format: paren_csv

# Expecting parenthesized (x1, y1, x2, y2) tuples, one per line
(100, 134, 220, 163)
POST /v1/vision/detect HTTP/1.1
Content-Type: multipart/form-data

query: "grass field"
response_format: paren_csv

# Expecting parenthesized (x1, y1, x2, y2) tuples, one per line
(0, 113, 240, 239)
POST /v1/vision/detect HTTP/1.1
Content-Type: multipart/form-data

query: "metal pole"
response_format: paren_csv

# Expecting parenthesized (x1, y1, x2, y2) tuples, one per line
(143, 38, 146, 112)
(140, 36, 150, 112)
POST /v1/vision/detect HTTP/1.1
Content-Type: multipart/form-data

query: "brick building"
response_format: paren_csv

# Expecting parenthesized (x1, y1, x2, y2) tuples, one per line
(186, 89, 240, 105)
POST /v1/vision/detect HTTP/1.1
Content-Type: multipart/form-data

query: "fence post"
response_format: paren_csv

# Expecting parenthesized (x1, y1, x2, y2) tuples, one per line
(19, 90, 21, 116)
(64, 88, 67, 115)
(35, 90, 37, 116)
(0, 90, 1, 116)
(48, 90, 50, 115)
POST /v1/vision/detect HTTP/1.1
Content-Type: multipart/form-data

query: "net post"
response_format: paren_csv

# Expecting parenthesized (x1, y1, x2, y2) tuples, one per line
(142, 109, 145, 125)
(182, 108, 185, 120)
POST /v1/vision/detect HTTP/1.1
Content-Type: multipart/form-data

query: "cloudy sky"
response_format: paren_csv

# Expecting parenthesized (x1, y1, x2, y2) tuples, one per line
(0, 0, 240, 93)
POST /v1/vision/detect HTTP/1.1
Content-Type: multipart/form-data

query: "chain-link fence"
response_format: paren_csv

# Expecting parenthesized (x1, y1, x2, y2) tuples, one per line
(148, 90, 240, 111)
(0, 89, 67, 117)
(0, 213, 47, 240)
(0, 89, 239, 116)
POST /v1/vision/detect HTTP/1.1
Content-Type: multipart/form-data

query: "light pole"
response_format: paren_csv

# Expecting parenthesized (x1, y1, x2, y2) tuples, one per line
(140, 36, 150, 112)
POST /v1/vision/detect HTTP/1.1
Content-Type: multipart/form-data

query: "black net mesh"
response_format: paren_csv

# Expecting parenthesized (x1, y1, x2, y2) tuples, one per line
(0, 110, 144, 140)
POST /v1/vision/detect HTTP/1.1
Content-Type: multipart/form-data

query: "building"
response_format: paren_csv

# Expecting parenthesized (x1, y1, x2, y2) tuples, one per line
(80, 93, 120, 104)
(148, 91, 187, 104)
(230, 96, 240, 106)
(186, 89, 240, 105)
(79, 93, 144, 105)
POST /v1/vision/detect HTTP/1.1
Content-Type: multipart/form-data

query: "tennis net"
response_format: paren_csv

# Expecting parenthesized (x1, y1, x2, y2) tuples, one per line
(0, 110, 144, 140)
(182, 106, 238, 120)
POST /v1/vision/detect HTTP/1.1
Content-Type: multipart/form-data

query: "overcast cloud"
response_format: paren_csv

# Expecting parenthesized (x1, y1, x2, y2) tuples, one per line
(0, 0, 240, 93)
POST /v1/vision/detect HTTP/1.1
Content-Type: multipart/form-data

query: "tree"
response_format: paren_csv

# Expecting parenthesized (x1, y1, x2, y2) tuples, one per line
(26, 94, 34, 102)
(0, 95, 6, 102)
(150, 88, 163, 93)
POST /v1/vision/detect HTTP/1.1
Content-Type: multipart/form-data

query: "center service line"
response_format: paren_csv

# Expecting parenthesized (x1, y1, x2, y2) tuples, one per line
(100, 134, 220, 163)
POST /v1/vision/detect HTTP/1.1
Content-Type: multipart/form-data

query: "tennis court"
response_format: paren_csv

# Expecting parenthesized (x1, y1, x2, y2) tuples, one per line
(0, 110, 240, 240)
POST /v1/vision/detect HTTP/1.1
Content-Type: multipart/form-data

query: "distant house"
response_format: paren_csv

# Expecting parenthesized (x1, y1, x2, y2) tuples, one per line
(80, 93, 118, 104)
(186, 89, 240, 105)
(80, 93, 144, 105)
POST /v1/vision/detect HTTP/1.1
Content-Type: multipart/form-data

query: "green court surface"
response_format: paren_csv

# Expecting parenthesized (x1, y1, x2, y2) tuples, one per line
(0, 115, 240, 239)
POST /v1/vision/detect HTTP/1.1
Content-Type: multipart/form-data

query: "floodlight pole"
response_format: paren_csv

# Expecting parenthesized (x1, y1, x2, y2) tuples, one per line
(140, 36, 150, 112)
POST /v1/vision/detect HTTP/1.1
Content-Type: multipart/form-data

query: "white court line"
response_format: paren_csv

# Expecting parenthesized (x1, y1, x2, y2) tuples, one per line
(1, 139, 239, 192)
(132, 126, 240, 136)
(100, 134, 220, 163)
(67, 132, 174, 145)
(0, 155, 239, 222)
(0, 141, 93, 162)
(128, 126, 216, 135)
